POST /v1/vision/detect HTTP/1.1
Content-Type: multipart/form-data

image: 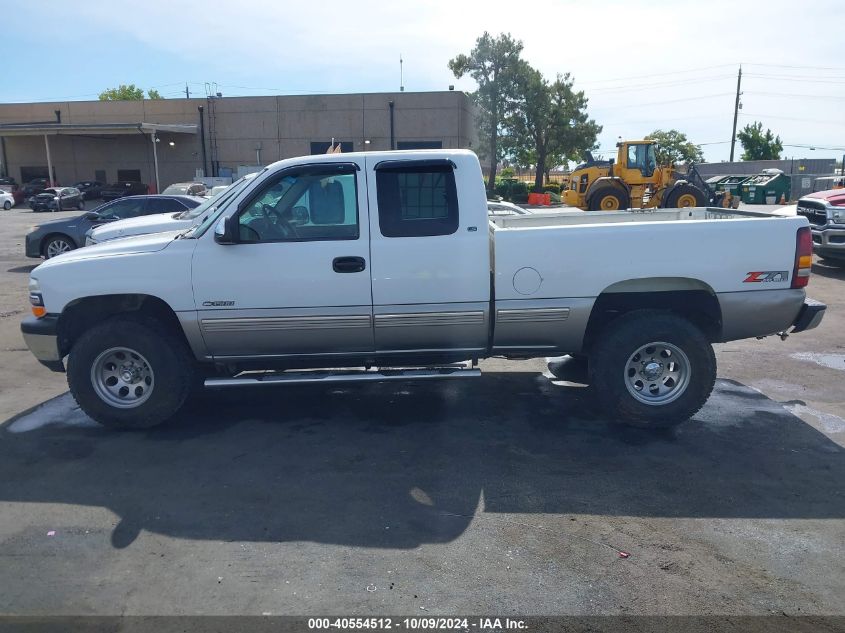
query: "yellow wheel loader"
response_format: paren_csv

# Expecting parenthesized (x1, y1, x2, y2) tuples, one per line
(562, 140, 712, 211)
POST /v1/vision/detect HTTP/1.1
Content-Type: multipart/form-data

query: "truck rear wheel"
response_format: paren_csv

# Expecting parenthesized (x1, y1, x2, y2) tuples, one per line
(588, 310, 716, 428)
(665, 183, 707, 209)
(67, 317, 195, 429)
(588, 187, 629, 211)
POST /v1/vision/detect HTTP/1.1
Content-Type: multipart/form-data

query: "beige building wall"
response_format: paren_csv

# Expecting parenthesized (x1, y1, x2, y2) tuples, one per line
(0, 91, 477, 191)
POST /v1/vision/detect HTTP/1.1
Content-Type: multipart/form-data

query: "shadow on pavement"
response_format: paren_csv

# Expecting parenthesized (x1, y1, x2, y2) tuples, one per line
(812, 260, 845, 281)
(0, 374, 842, 550)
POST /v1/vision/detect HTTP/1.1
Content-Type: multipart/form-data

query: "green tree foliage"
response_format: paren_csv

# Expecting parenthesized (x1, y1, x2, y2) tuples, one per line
(504, 66, 601, 192)
(645, 129, 704, 165)
(99, 84, 165, 100)
(737, 121, 783, 160)
(449, 32, 525, 192)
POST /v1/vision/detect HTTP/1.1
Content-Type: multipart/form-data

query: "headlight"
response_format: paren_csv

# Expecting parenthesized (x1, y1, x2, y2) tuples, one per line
(85, 236, 97, 246)
(28, 225, 40, 233)
(831, 209, 845, 224)
(28, 278, 45, 318)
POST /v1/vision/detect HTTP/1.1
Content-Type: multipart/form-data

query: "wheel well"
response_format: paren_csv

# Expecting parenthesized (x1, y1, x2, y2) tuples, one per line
(40, 233, 77, 254)
(586, 177, 629, 204)
(57, 294, 186, 357)
(583, 288, 722, 351)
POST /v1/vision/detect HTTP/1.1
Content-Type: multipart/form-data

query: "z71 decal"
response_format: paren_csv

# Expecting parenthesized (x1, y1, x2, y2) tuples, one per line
(744, 271, 789, 283)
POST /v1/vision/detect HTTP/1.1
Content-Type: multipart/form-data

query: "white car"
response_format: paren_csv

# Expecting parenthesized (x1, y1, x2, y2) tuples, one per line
(85, 173, 259, 245)
(0, 190, 14, 210)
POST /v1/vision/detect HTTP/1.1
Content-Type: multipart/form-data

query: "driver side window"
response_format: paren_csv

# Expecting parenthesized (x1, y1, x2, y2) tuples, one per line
(237, 169, 359, 243)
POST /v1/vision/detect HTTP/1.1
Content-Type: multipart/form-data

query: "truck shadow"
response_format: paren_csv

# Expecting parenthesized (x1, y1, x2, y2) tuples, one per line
(0, 374, 843, 549)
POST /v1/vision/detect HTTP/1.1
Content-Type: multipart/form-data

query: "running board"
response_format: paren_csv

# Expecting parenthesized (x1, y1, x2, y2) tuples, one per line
(204, 366, 481, 388)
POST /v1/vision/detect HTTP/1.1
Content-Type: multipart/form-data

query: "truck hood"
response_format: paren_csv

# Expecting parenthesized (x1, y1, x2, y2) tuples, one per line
(90, 212, 194, 241)
(36, 230, 182, 269)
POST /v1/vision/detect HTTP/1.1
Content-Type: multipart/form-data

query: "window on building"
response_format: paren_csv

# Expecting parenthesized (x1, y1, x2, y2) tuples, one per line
(310, 141, 354, 155)
(117, 169, 142, 182)
(376, 163, 459, 238)
(396, 141, 443, 150)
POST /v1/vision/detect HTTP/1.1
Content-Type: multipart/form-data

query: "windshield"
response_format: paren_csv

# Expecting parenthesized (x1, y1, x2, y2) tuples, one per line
(181, 171, 265, 233)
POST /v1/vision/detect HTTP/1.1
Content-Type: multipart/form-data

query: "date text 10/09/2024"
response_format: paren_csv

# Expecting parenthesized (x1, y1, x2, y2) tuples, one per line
(307, 617, 528, 630)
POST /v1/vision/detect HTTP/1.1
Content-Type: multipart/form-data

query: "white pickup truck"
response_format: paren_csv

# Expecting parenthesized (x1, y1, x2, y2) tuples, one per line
(21, 150, 825, 430)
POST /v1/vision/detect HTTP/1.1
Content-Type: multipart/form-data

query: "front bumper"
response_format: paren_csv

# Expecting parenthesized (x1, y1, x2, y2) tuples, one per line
(811, 225, 845, 260)
(21, 315, 64, 372)
(24, 232, 42, 258)
(791, 298, 826, 334)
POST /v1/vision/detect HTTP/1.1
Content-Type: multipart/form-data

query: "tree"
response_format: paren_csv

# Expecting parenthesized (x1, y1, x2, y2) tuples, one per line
(645, 129, 704, 165)
(449, 32, 525, 191)
(504, 66, 601, 192)
(737, 121, 783, 160)
(99, 84, 165, 101)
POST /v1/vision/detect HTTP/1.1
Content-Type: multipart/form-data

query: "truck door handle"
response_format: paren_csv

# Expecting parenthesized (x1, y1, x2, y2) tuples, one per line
(333, 256, 366, 273)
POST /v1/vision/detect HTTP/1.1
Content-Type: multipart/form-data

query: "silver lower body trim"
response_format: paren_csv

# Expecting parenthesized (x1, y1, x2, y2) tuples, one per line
(205, 366, 481, 388)
(22, 332, 61, 362)
(717, 289, 806, 342)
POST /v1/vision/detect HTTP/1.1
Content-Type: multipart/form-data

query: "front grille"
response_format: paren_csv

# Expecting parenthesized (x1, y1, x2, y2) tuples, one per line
(797, 202, 828, 226)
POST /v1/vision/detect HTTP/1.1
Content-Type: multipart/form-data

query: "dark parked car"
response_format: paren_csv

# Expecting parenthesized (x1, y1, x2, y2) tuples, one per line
(25, 195, 203, 259)
(28, 187, 85, 212)
(100, 181, 149, 201)
(74, 181, 104, 200)
(22, 178, 50, 197)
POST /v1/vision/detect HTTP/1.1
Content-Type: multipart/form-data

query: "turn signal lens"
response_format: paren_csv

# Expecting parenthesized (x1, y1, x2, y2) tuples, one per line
(31, 306, 46, 318)
(792, 227, 813, 289)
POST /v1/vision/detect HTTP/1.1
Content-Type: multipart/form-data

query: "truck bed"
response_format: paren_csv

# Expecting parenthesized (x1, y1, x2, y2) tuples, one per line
(489, 206, 782, 229)
(489, 206, 807, 353)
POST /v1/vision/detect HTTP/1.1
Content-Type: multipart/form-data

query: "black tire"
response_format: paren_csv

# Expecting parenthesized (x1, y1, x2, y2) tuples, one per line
(588, 310, 716, 428)
(664, 183, 707, 209)
(42, 234, 76, 259)
(588, 186, 630, 211)
(67, 316, 195, 429)
(3, 201, 10, 210)
(77, 199, 85, 210)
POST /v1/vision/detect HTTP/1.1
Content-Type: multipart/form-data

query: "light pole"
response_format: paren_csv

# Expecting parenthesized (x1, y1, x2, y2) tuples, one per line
(151, 133, 160, 193)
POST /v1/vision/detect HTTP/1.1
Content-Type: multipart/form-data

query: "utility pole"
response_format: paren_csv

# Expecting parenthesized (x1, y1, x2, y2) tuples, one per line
(399, 54, 404, 92)
(729, 65, 742, 162)
(185, 83, 191, 99)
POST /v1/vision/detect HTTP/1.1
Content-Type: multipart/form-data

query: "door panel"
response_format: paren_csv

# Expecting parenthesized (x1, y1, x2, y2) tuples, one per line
(365, 156, 491, 354)
(191, 160, 374, 359)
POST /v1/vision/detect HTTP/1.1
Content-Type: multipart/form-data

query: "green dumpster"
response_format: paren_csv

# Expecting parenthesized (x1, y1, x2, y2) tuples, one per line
(740, 169, 791, 204)
(712, 175, 751, 198)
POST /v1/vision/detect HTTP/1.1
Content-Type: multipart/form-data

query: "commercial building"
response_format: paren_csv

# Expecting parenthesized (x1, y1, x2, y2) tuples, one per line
(0, 91, 477, 192)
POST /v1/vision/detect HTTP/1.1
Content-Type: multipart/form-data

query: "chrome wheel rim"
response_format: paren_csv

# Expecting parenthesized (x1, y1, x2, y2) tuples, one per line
(91, 347, 155, 409)
(46, 239, 72, 258)
(624, 341, 690, 405)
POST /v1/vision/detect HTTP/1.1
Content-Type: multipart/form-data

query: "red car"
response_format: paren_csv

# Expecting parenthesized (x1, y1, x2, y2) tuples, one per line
(796, 188, 845, 264)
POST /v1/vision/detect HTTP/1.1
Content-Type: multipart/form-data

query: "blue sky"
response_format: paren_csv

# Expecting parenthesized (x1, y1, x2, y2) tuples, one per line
(4, 0, 844, 163)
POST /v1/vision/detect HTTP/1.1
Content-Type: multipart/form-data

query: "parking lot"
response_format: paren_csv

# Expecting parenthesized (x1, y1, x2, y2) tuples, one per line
(0, 203, 843, 616)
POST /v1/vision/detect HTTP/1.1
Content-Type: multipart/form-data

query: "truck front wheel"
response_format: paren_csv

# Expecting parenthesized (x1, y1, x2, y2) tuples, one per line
(588, 310, 716, 428)
(67, 317, 195, 429)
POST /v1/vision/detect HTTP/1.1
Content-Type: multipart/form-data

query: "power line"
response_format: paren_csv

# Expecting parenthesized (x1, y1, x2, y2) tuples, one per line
(575, 64, 736, 85)
(588, 74, 735, 94)
(740, 112, 845, 126)
(593, 93, 735, 111)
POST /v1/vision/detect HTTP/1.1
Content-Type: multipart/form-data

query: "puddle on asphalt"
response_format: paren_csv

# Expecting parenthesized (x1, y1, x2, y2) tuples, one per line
(790, 352, 845, 371)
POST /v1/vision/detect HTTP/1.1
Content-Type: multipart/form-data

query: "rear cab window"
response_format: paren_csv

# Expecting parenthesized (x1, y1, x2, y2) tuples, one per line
(375, 160, 459, 238)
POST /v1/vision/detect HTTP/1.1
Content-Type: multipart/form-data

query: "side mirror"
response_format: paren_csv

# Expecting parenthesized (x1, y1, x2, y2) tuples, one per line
(214, 215, 239, 244)
(83, 211, 100, 221)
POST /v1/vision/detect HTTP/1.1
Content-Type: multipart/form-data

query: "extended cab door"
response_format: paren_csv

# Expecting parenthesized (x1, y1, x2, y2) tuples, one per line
(365, 156, 491, 357)
(190, 160, 374, 360)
